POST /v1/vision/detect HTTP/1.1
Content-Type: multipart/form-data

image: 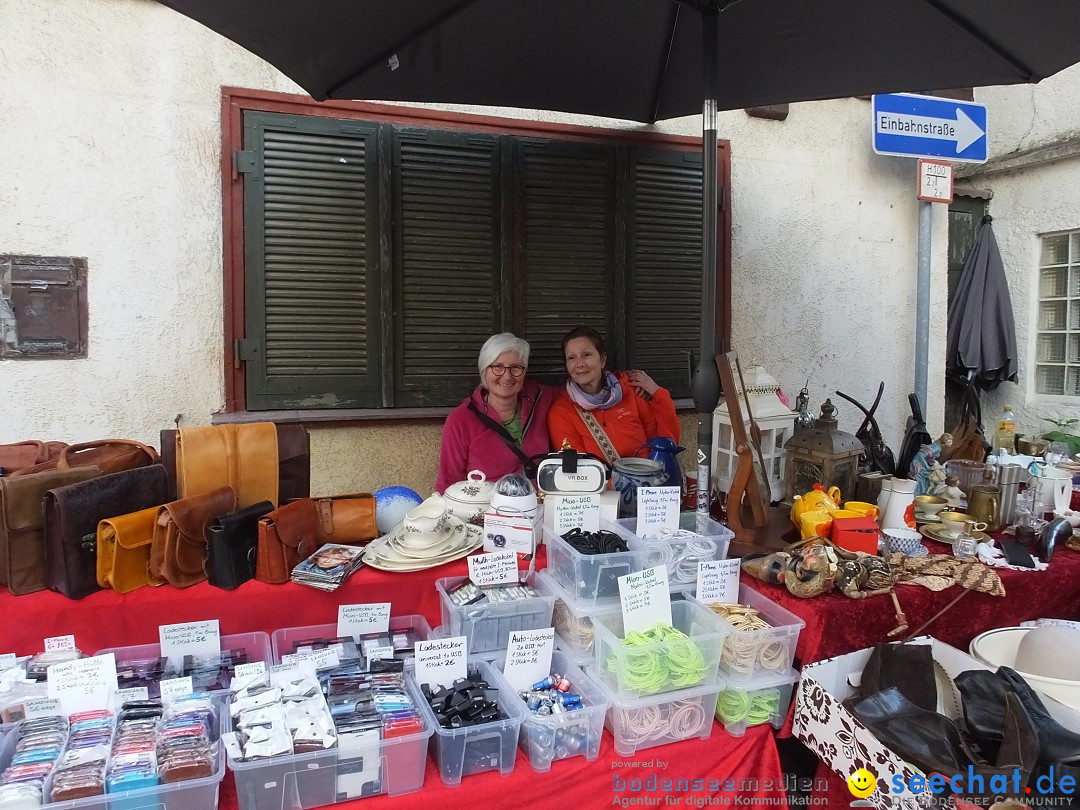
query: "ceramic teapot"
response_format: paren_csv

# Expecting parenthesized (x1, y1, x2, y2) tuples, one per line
(442, 470, 495, 525)
(636, 437, 685, 492)
(789, 483, 842, 527)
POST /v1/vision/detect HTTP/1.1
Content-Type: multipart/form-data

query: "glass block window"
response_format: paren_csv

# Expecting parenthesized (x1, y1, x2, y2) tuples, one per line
(1036, 231, 1080, 396)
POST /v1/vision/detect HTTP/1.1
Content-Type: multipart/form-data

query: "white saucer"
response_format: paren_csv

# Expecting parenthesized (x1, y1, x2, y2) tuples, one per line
(915, 513, 942, 523)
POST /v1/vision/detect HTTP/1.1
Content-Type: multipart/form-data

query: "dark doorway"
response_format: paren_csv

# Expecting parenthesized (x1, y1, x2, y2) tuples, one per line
(944, 194, 989, 431)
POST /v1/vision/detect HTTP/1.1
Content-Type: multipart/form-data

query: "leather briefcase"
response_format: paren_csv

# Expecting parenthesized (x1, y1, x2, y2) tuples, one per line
(43, 465, 169, 599)
(0, 441, 66, 474)
(150, 486, 236, 588)
(206, 501, 273, 589)
(13, 439, 159, 478)
(160, 424, 309, 503)
(97, 507, 163, 594)
(0, 467, 101, 595)
(255, 494, 377, 584)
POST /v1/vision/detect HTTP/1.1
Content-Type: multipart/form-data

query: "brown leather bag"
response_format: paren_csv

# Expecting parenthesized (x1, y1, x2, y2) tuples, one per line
(12, 439, 159, 478)
(255, 494, 377, 584)
(0, 441, 66, 474)
(0, 467, 101, 595)
(150, 486, 236, 588)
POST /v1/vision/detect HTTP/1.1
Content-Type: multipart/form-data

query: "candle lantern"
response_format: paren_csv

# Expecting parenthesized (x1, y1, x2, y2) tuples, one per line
(783, 398, 863, 503)
(713, 365, 796, 502)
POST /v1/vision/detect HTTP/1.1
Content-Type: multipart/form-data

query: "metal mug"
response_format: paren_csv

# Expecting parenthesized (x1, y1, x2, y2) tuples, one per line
(968, 484, 1001, 533)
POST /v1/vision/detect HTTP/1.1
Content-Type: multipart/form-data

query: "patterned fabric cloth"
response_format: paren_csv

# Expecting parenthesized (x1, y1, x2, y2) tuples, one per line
(886, 551, 1006, 597)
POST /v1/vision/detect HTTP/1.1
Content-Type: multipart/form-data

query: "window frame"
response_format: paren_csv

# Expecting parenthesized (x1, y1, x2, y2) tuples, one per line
(219, 87, 732, 422)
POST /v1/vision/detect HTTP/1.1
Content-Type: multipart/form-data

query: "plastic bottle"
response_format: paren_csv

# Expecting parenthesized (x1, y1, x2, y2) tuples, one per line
(993, 404, 1017, 453)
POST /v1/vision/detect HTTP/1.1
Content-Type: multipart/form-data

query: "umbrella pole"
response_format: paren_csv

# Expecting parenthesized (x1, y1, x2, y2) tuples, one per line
(691, 1, 722, 518)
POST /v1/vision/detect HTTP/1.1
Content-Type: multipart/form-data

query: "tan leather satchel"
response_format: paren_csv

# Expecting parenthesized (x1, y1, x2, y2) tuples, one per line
(12, 439, 159, 478)
(150, 486, 236, 588)
(97, 507, 163, 594)
(255, 494, 377, 584)
(0, 467, 101, 594)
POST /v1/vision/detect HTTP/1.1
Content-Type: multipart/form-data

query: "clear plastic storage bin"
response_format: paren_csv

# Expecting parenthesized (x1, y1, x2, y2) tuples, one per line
(0, 709, 226, 810)
(598, 675, 724, 757)
(489, 649, 609, 773)
(96, 631, 273, 697)
(713, 667, 799, 737)
(435, 573, 556, 654)
(688, 584, 805, 683)
(425, 625, 500, 661)
(411, 659, 526, 787)
(592, 600, 727, 699)
(537, 569, 621, 669)
(543, 525, 646, 605)
(227, 677, 434, 810)
(612, 513, 733, 591)
(270, 615, 432, 664)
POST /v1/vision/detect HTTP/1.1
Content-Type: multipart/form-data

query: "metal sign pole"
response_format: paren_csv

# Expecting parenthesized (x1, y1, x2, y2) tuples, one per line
(914, 199, 932, 412)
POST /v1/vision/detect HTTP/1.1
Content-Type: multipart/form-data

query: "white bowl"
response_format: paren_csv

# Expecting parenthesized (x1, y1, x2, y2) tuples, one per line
(881, 527, 923, 555)
(969, 626, 1080, 711)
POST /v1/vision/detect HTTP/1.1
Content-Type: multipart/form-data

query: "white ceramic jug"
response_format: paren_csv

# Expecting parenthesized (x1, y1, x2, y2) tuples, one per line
(881, 478, 916, 529)
(876, 477, 895, 516)
(1036, 467, 1073, 514)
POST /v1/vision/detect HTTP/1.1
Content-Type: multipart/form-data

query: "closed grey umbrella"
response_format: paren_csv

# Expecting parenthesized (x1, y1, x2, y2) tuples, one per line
(946, 215, 1018, 390)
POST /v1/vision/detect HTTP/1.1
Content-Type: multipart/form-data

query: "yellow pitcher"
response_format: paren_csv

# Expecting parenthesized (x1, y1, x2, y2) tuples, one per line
(790, 483, 842, 527)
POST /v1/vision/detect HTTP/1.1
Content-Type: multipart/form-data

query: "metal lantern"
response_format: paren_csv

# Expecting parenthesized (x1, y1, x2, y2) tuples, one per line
(783, 398, 863, 503)
(713, 365, 797, 502)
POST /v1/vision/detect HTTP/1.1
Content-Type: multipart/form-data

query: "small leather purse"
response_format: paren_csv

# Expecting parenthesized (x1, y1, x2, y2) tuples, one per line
(150, 486, 236, 588)
(206, 501, 273, 589)
(97, 507, 163, 593)
(255, 494, 377, 584)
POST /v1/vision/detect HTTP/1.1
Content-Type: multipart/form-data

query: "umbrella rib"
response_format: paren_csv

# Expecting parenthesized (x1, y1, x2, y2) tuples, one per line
(919, 0, 1037, 79)
(650, 5, 682, 123)
(324, 0, 486, 98)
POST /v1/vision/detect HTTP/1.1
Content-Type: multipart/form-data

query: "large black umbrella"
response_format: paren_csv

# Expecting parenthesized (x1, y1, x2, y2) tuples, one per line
(946, 214, 1018, 390)
(156, 0, 1080, 513)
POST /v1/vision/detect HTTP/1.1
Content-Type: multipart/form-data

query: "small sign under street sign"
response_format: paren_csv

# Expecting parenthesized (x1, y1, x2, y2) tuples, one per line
(917, 158, 954, 203)
(872, 93, 987, 163)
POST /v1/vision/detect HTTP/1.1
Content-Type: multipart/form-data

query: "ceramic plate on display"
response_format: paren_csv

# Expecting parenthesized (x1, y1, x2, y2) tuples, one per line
(363, 524, 483, 572)
(918, 523, 990, 545)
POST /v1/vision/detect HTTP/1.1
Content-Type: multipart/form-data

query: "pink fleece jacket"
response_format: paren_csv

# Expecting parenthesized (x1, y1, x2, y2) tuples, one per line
(436, 380, 553, 493)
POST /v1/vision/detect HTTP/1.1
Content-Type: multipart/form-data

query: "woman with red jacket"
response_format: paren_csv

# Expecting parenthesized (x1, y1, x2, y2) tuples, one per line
(436, 333, 552, 493)
(546, 326, 680, 461)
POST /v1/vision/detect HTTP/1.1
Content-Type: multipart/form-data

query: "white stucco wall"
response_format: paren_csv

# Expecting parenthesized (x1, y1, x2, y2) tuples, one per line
(3, 0, 954, 495)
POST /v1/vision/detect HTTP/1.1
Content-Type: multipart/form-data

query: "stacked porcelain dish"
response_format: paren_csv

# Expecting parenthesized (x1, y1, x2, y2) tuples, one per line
(363, 495, 483, 572)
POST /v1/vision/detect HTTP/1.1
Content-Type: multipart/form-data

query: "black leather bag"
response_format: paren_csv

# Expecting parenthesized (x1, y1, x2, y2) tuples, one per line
(205, 500, 273, 589)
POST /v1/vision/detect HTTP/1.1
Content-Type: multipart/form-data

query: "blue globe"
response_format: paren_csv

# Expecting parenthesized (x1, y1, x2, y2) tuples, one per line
(373, 486, 424, 534)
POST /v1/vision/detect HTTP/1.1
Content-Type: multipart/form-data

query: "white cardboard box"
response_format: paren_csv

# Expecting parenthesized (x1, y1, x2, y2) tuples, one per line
(793, 637, 1080, 810)
(483, 510, 541, 554)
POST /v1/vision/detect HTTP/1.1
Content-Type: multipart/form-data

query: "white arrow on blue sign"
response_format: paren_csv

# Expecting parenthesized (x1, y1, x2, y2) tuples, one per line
(872, 93, 987, 164)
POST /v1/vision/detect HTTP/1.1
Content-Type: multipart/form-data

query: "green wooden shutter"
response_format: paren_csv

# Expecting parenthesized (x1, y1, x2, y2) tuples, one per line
(241, 111, 382, 409)
(626, 148, 704, 398)
(392, 128, 502, 406)
(516, 139, 617, 377)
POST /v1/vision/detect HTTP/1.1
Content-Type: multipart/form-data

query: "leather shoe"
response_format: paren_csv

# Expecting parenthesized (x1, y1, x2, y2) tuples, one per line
(997, 666, 1080, 767)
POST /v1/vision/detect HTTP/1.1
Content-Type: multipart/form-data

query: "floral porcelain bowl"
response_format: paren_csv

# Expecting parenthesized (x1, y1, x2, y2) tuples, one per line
(442, 470, 495, 525)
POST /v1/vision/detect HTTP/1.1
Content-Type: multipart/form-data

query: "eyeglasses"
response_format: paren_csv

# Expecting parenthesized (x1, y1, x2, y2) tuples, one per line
(487, 363, 526, 378)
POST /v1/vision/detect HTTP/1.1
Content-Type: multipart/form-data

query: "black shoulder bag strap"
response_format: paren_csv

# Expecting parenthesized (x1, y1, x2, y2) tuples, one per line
(467, 400, 538, 478)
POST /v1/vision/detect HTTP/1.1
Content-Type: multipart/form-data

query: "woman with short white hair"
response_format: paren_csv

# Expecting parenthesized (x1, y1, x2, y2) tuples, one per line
(436, 333, 552, 493)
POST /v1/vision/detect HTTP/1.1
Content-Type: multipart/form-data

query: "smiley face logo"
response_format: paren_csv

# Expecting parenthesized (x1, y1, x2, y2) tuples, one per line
(847, 769, 877, 799)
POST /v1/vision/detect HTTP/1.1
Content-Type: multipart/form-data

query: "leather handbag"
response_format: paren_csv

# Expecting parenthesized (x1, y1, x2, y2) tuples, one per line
(150, 486, 236, 589)
(206, 500, 273, 590)
(0, 441, 66, 474)
(43, 465, 169, 599)
(255, 494, 377, 584)
(0, 467, 101, 595)
(160, 424, 309, 503)
(12, 439, 159, 478)
(97, 507, 163, 594)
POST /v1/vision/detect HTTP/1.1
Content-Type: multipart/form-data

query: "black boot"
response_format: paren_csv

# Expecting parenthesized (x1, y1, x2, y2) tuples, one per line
(856, 642, 938, 711)
(852, 687, 971, 775)
(997, 666, 1080, 767)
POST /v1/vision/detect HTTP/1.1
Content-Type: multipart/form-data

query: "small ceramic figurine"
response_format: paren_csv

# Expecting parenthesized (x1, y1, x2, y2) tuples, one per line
(934, 475, 965, 508)
(909, 433, 953, 496)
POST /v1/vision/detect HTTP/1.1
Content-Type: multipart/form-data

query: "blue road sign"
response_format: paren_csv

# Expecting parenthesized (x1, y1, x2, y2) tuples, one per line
(872, 93, 987, 163)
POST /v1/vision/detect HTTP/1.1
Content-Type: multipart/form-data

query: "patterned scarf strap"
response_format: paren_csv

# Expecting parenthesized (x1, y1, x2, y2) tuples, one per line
(576, 407, 621, 465)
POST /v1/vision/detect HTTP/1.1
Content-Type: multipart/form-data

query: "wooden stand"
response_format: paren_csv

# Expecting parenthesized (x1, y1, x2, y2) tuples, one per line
(725, 441, 795, 555)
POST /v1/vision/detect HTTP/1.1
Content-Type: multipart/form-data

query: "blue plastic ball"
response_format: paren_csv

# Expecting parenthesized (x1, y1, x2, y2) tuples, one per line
(373, 486, 424, 534)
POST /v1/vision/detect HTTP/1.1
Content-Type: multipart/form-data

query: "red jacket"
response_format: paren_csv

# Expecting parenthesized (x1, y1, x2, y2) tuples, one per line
(546, 372, 681, 460)
(436, 380, 553, 493)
